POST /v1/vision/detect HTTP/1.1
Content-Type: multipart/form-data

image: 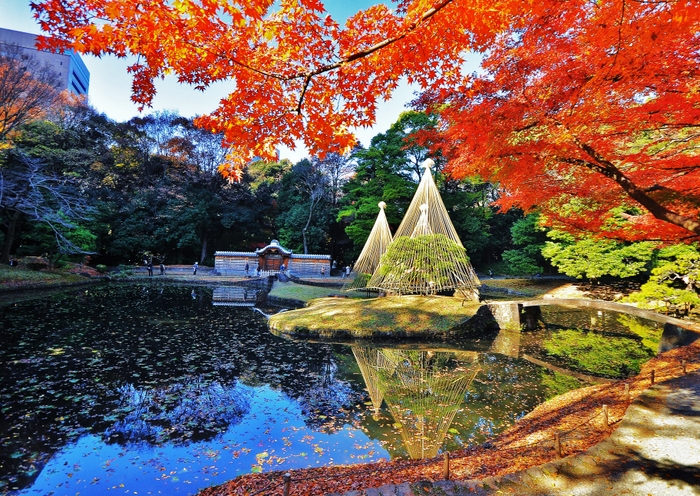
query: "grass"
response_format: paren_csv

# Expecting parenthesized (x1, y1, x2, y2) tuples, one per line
(269, 294, 482, 339)
(267, 281, 346, 302)
(0, 265, 88, 291)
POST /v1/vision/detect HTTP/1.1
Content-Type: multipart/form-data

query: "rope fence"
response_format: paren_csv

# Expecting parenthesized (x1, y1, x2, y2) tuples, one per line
(236, 358, 694, 494)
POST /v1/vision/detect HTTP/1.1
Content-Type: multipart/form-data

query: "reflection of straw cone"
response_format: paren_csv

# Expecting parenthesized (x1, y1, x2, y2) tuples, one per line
(352, 346, 479, 459)
(351, 346, 387, 413)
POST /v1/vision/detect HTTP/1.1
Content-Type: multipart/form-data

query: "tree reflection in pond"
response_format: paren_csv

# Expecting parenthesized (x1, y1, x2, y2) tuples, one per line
(0, 284, 371, 494)
(104, 379, 251, 445)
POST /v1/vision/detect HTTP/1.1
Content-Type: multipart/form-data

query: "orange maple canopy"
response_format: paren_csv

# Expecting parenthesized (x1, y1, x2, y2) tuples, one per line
(32, 0, 700, 240)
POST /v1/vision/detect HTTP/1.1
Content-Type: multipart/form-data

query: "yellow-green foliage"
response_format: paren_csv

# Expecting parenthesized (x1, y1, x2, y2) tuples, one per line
(269, 295, 481, 338)
(623, 244, 700, 315)
(543, 329, 654, 378)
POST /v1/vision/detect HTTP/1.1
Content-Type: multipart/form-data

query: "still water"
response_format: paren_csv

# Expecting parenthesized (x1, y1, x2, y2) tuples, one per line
(0, 283, 688, 495)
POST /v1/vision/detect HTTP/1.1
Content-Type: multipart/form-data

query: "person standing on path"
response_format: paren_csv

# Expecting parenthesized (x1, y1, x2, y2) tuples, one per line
(193, 261, 198, 275)
(147, 261, 153, 276)
(160, 263, 165, 275)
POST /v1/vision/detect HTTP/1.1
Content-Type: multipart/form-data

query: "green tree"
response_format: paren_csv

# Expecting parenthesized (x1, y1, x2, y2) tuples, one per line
(624, 244, 700, 316)
(501, 213, 549, 276)
(374, 234, 472, 295)
(1, 150, 96, 264)
(18, 216, 96, 269)
(337, 116, 428, 261)
(277, 159, 334, 254)
(542, 232, 656, 281)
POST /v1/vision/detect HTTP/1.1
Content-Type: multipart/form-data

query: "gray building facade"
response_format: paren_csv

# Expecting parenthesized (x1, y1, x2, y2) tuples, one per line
(0, 27, 90, 96)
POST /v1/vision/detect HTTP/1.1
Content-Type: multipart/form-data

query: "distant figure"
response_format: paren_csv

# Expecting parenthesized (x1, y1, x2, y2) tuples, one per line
(488, 269, 493, 278)
(245, 260, 249, 276)
(160, 263, 165, 275)
(147, 261, 153, 277)
(343, 265, 350, 278)
(321, 266, 326, 276)
(280, 263, 286, 273)
(332, 260, 337, 270)
(256, 264, 261, 277)
(193, 261, 198, 275)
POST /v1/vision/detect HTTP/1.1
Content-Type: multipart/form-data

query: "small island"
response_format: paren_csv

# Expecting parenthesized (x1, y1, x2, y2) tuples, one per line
(268, 295, 484, 339)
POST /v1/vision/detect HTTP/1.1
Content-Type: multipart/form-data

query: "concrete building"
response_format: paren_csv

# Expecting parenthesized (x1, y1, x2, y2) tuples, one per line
(0, 27, 90, 96)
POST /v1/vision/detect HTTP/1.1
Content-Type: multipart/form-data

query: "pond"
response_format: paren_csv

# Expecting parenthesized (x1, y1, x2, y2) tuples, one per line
(0, 283, 695, 495)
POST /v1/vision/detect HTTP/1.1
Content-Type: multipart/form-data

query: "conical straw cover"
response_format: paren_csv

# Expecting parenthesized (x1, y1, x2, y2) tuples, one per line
(345, 201, 393, 290)
(366, 159, 480, 296)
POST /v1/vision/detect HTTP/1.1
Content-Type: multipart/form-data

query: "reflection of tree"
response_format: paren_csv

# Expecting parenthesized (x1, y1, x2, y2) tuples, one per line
(294, 355, 363, 433)
(104, 379, 251, 445)
(352, 346, 479, 459)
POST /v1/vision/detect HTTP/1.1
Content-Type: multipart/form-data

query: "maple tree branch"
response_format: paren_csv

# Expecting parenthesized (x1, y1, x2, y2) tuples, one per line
(183, 0, 456, 112)
(560, 141, 700, 236)
(297, 75, 312, 114)
(286, 0, 457, 109)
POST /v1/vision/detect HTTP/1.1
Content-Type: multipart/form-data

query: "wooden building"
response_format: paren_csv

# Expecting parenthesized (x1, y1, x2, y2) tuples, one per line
(214, 240, 331, 278)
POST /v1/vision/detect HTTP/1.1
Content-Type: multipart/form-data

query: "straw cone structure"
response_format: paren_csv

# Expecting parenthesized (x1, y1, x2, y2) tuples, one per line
(352, 347, 480, 459)
(345, 202, 393, 291)
(366, 159, 480, 297)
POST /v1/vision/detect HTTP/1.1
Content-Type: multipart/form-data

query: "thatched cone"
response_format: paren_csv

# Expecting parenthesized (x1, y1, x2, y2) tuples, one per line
(366, 159, 480, 297)
(345, 201, 393, 291)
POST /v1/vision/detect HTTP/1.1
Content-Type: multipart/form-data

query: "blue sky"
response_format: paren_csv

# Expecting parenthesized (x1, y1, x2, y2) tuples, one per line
(0, 1, 414, 161)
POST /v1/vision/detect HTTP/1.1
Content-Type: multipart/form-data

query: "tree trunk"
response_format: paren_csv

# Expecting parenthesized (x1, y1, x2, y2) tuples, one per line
(1, 210, 21, 264)
(570, 141, 700, 236)
(303, 201, 315, 255)
(200, 235, 208, 263)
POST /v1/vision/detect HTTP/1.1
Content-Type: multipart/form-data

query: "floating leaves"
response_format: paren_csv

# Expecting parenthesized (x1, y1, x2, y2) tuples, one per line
(1, 284, 671, 494)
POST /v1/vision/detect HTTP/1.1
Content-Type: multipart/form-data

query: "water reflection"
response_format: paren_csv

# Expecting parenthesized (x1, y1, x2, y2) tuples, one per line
(1, 284, 697, 495)
(0, 284, 371, 494)
(520, 306, 699, 378)
(212, 286, 264, 307)
(105, 379, 251, 445)
(353, 347, 480, 459)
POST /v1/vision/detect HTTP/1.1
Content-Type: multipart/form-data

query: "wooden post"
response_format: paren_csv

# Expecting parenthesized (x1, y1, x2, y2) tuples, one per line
(443, 452, 450, 480)
(283, 473, 291, 496)
(602, 404, 609, 427)
(554, 431, 562, 459)
(651, 369, 655, 385)
(624, 383, 630, 402)
(682, 359, 687, 374)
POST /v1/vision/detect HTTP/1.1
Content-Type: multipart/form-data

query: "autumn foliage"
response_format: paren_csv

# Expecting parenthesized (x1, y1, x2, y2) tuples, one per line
(31, 0, 700, 240)
(417, 0, 700, 242)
